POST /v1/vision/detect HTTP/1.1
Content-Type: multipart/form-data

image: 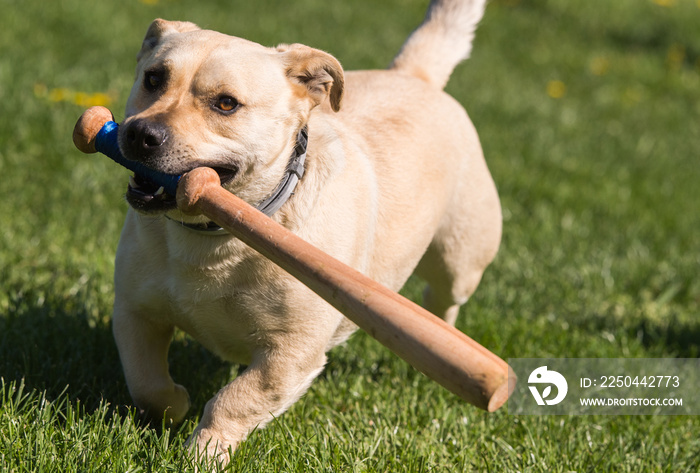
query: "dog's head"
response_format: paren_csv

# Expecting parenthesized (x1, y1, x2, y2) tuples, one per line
(120, 19, 344, 214)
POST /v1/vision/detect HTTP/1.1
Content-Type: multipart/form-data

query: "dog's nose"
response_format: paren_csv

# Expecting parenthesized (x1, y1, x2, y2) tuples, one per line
(124, 119, 168, 159)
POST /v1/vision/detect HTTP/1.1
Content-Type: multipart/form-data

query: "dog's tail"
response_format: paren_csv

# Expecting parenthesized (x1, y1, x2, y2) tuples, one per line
(389, 0, 486, 89)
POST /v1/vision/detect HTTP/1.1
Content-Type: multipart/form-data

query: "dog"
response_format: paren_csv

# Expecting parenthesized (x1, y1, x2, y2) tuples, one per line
(113, 0, 501, 461)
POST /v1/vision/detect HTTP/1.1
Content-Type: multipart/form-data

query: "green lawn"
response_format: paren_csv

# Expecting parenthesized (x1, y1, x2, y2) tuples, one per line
(1, 0, 699, 471)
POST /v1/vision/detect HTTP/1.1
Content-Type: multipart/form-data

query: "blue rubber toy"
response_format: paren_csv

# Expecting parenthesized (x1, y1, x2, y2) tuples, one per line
(94, 120, 181, 196)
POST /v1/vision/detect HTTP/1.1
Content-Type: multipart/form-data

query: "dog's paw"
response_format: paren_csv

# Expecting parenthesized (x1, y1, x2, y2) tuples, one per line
(135, 382, 191, 427)
(164, 383, 191, 425)
(186, 427, 238, 466)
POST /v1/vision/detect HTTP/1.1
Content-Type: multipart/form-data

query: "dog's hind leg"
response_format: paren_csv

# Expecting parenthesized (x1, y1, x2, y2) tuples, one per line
(414, 159, 502, 326)
(414, 241, 482, 326)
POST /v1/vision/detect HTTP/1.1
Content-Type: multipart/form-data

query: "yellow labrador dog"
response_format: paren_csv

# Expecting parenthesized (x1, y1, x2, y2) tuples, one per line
(113, 0, 500, 460)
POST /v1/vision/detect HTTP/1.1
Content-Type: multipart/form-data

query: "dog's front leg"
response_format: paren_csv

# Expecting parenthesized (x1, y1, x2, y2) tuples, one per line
(188, 345, 327, 461)
(112, 305, 191, 425)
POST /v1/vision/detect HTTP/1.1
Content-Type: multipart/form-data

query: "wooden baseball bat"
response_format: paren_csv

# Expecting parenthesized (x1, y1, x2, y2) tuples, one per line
(74, 106, 515, 412)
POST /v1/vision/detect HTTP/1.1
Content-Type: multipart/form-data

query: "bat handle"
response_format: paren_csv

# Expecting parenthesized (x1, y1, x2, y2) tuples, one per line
(73, 106, 180, 195)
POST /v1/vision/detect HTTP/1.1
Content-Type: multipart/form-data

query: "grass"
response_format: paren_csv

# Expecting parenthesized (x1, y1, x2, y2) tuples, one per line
(1, 0, 699, 470)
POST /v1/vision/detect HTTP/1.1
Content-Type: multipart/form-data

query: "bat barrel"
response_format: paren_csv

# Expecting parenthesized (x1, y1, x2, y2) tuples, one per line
(177, 168, 515, 411)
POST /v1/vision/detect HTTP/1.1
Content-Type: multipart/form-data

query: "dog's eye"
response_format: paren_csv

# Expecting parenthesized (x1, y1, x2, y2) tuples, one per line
(144, 71, 163, 92)
(214, 96, 240, 114)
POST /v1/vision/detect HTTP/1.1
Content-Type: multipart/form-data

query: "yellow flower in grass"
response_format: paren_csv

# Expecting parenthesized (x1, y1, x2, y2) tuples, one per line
(666, 43, 685, 71)
(34, 83, 114, 107)
(623, 87, 643, 106)
(652, 0, 676, 6)
(33, 83, 48, 97)
(589, 57, 610, 76)
(75, 92, 113, 107)
(546, 80, 566, 99)
(48, 88, 71, 103)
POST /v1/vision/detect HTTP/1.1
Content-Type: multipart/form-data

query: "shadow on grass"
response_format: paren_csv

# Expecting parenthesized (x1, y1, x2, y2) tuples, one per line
(575, 311, 700, 358)
(0, 293, 233, 419)
(633, 316, 700, 358)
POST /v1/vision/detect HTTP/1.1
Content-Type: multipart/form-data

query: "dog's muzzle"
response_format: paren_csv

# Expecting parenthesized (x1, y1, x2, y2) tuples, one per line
(124, 118, 168, 161)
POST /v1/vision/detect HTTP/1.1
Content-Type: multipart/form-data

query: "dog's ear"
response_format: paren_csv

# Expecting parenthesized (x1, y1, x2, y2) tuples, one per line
(278, 44, 344, 112)
(137, 19, 200, 62)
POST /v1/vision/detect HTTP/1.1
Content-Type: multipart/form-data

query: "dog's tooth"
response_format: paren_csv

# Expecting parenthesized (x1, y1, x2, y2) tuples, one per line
(129, 176, 139, 188)
(154, 186, 165, 196)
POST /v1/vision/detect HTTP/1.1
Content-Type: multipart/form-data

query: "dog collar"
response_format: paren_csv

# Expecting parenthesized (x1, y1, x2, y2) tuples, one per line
(168, 126, 308, 235)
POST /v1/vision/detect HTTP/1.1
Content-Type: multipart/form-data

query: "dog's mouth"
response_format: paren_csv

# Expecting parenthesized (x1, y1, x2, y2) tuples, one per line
(126, 166, 238, 213)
